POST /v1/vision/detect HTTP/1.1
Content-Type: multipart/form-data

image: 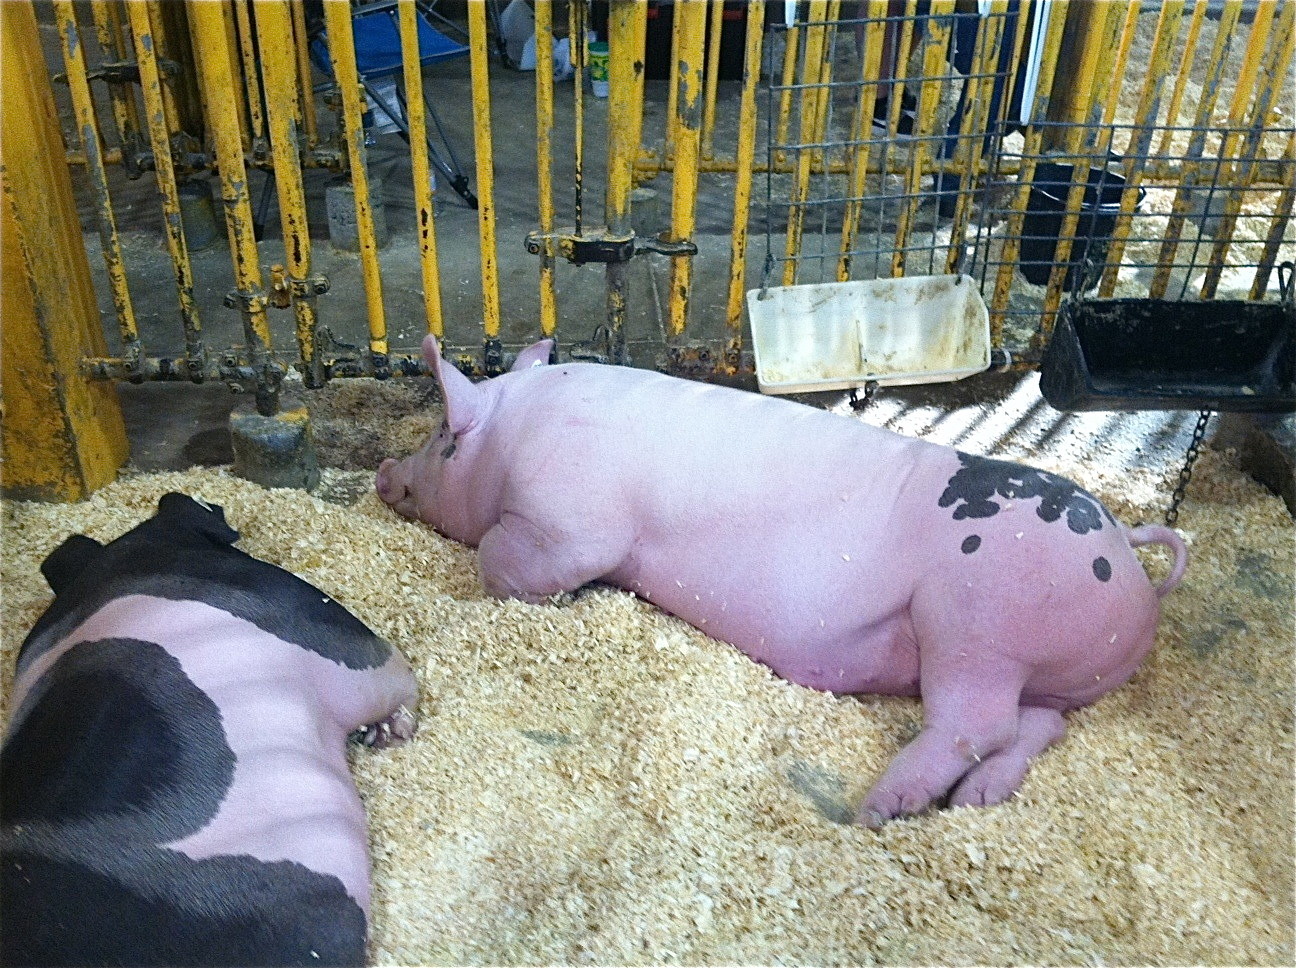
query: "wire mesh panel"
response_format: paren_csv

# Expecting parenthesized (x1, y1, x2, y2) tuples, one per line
(759, 0, 1296, 365)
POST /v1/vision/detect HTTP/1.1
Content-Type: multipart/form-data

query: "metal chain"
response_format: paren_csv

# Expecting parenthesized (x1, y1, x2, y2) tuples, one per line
(1165, 409, 1213, 526)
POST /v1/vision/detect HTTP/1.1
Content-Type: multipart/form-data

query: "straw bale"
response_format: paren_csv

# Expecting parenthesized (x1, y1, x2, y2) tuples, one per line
(2, 445, 1292, 965)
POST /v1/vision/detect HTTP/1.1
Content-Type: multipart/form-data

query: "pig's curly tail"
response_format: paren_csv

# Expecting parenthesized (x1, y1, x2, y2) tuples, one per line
(1124, 525, 1189, 599)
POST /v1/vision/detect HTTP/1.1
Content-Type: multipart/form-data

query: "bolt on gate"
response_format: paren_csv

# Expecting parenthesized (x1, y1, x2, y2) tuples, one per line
(2, 0, 1293, 498)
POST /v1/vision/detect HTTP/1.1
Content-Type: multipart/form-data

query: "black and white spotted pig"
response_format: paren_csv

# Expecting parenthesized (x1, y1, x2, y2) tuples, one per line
(1, 493, 417, 967)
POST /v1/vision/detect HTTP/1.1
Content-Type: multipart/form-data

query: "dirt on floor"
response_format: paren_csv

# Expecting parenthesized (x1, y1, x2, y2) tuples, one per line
(2, 416, 1292, 965)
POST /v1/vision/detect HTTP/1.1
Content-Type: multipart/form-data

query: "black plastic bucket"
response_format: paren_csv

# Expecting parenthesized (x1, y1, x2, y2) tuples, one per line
(1019, 162, 1144, 292)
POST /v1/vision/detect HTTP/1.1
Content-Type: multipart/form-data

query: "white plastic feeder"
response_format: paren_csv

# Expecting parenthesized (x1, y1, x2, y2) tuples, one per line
(746, 274, 991, 395)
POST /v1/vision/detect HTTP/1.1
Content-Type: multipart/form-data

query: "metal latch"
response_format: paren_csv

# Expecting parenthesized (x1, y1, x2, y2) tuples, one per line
(525, 227, 697, 266)
(267, 265, 330, 309)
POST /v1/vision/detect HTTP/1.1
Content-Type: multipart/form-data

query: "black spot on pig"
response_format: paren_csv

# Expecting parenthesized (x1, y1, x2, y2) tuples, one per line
(441, 440, 457, 460)
(18, 494, 396, 676)
(1092, 557, 1112, 582)
(1, 848, 365, 967)
(961, 535, 981, 554)
(939, 453, 1115, 535)
(2, 639, 232, 842)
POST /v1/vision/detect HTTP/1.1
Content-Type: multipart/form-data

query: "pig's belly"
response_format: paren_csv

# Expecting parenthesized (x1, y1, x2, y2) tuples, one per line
(612, 557, 921, 696)
(28, 596, 374, 915)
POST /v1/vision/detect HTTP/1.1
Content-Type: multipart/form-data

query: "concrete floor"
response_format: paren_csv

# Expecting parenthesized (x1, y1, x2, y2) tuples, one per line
(37, 9, 1289, 508)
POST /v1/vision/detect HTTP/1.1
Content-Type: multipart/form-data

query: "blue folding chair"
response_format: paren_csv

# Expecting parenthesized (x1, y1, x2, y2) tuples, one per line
(310, 0, 478, 208)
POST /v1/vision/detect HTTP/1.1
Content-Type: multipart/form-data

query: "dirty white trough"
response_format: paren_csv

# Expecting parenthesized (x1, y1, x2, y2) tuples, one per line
(747, 274, 991, 395)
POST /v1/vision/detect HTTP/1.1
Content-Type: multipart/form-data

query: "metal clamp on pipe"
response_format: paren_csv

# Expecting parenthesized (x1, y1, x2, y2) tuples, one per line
(268, 266, 331, 309)
(524, 228, 697, 265)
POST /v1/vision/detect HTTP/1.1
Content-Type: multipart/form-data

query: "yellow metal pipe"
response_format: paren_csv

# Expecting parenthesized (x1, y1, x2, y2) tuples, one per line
(1155, 0, 1207, 158)
(811, 0, 842, 171)
(1201, 0, 1296, 297)
(726, 0, 766, 343)
(233, 0, 266, 143)
(1149, 0, 1246, 298)
(323, 0, 389, 358)
(666, 0, 683, 158)
(606, 0, 650, 363)
(1100, 1, 1141, 130)
(891, 0, 955, 279)
(1252, 130, 1296, 300)
(1099, 0, 1186, 296)
(701, 0, 725, 161)
(127, 0, 205, 370)
(1, 0, 127, 500)
(990, 0, 1069, 347)
(944, 0, 1014, 275)
(88, 0, 142, 151)
(782, 0, 830, 287)
(145, 1, 183, 137)
(535, 0, 558, 338)
(468, 0, 502, 342)
(667, 0, 708, 336)
(216, 0, 251, 152)
(1049, 0, 1114, 155)
(838, 0, 889, 281)
(55, 0, 140, 359)
(396, 0, 444, 339)
(290, 0, 320, 149)
(254, 0, 321, 382)
(189, 2, 274, 374)
(774, 22, 800, 166)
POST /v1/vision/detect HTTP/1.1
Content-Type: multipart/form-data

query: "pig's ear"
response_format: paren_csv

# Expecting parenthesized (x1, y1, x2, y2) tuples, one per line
(40, 534, 104, 594)
(510, 339, 555, 372)
(423, 333, 482, 435)
(157, 492, 241, 545)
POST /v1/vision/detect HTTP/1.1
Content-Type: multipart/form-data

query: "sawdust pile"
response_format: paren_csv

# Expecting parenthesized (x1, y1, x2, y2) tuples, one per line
(2, 447, 1292, 965)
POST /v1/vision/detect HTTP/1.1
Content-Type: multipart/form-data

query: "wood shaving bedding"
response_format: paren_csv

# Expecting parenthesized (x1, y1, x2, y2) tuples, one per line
(2, 447, 1291, 966)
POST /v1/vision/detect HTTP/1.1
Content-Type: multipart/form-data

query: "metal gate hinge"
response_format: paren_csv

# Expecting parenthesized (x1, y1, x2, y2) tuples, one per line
(525, 228, 697, 265)
(268, 265, 330, 308)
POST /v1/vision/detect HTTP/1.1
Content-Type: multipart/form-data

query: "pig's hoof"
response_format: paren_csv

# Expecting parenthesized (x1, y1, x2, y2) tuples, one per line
(355, 705, 417, 748)
(857, 788, 936, 828)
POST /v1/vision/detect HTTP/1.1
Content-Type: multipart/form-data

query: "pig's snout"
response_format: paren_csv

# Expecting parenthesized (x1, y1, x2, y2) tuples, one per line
(376, 459, 407, 506)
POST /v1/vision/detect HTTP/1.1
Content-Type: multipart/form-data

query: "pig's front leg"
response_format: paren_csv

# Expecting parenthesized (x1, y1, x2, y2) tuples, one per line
(477, 511, 632, 603)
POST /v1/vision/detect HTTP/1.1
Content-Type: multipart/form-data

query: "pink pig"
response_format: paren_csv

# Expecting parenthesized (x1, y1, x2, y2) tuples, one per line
(377, 335, 1186, 826)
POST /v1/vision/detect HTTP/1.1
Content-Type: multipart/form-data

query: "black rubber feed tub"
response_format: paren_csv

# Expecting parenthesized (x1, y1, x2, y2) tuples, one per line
(1040, 264, 1296, 413)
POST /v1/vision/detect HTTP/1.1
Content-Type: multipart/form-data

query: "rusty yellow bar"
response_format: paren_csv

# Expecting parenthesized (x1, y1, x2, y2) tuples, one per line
(468, 0, 502, 344)
(606, 0, 649, 363)
(395, 0, 444, 339)
(1155, 0, 1207, 158)
(255, 0, 322, 384)
(215, 0, 250, 152)
(774, 22, 800, 166)
(88, 0, 142, 152)
(891, 0, 955, 279)
(1150, 0, 1247, 298)
(1, 0, 127, 500)
(145, 1, 184, 135)
(233, 0, 266, 143)
(782, 0, 830, 286)
(943, 1, 1016, 274)
(726, 0, 767, 345)
(1251, 129, 1296, 300)
(1201, 0, 1296, 297)
(571, 0, 587, 235)
(535, 0, 558, 338)
(1100, 1, 1141, 129)
(55, 0, 141, 363)
(290, 0, 320, 149)
(127, 0, 205, 372)
(666, 0, 683, 158)
(1050, 0, 1114, 155)
(190, 1, 276, 401)
(667, 0, 707, 336)
(323, 0, 389, 359)
(990, 0, 1069, 346)
(1099, 1, 1186, 296)
(1038, 2, 1125, 322)
(810, 0, 842, 170)
(837, 0, 889, 281)
(701, 0, 725, 161)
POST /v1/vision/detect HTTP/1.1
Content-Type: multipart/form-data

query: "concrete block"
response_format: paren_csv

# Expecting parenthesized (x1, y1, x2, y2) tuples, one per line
(178, 179, 222, 251)
(1214, 412, 1296, 516)
(230, 396, 320, 491)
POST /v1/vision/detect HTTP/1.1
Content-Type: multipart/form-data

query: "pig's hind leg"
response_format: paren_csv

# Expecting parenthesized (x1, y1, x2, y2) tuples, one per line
(859, 596, 1034, 826)
(947, 706, 1065, 808)
(477, 510, 633, 603)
